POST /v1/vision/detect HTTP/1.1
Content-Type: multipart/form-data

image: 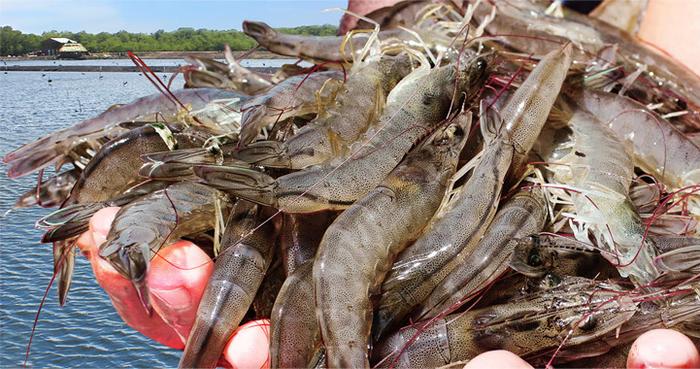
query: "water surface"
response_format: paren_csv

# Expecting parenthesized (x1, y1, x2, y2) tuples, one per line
(1, 58, 298, 68)
(0, 71, 192, 368)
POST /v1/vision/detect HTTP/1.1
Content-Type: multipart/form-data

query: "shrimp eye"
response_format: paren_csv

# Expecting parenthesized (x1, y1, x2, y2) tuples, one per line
(578, 315, 597, 331)
(542, 273, 561, 288)
(475, 58, 487, 74)
(451, 125, 464, 139)
(528, 250, 542, 266)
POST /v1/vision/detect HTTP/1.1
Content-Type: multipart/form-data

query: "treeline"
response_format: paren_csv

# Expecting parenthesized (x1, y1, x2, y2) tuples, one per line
(0, 25, 338, 56)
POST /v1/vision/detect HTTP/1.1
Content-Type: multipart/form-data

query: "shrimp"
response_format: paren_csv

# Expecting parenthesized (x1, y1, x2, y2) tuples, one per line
(3, 88, 246, 178)
(313, 114, 470, 368)
(351, 0, 429, 33)
(530, 287, 700, 365)
(63, 125, 206, 207)
(374, 44, 572, 338)
(184, 45, 273, 95)
(508, 234, 620, 280)
(38, 180, 171, 244)
(279, 212, 335, 276)
(655, 244, 700, 275)
(139, 144, 250, 182)
(373, 276, 638, 368)
(98, 182, 230, 312)
(238, 70, 344, 145)
(14, 169, 79, 208)
(37, 124, 205, 304)
(235, 54, 414, 169)
(252, 261, 285, 318)
(540, 96, 660, 284)
(573, 89, 700, 191)
(269, 261, 320, 369)
(475, 0, 700, 115)
(268, 213, 335, 368)
(415, 186, 547, 322)
(179, 200, 277, 369)
(195, 56, 488, 214)
(242, 21, 421, 64)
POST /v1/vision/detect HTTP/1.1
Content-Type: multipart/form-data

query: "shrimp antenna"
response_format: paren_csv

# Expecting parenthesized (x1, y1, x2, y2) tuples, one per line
(323, 7, 381, 64)
(397, 26, 437, 65)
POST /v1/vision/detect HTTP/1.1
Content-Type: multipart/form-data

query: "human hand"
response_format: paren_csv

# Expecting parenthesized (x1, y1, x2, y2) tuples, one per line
(76, 207, 271, 369)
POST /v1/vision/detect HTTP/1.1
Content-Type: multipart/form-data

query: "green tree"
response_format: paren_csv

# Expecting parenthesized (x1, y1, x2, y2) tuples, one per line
(0, 24, 338, 55)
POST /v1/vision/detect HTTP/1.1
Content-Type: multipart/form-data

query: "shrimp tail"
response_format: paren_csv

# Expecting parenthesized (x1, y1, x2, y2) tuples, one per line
(242, 20, 279, 47)
(478, 99, 503, 145)
(37, 203, 106, 228)
(42, 222, 90, 243)
(193, 165, 277, 207)
(53, 239, 76, 306)
(239, 105, 268, 146)
(233, 141, 291, 168)
(133, 277, 153, 316)
(184, 69, 229, 90)
(39, 203, 107, 243)
(655, 245, 700, 274)
(5, 146, 65, 179)
(100, 241, 153, 315)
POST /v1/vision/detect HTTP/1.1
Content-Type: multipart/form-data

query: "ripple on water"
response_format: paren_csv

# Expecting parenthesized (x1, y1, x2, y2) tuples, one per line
(0, 72, 184, 367)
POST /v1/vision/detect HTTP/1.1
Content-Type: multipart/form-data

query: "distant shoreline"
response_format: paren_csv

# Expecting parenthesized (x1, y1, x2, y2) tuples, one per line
(0, 65, 279, 73)
(1, 49, 287, 61)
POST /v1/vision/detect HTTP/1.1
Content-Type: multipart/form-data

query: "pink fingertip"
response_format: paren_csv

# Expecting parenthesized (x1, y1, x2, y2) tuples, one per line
(463, 350, 534, 369)
(627, 329, 700, 369)
(223, 319, 271, 369)
(147, 240, 214, 342)
(89, 206, 120, 238)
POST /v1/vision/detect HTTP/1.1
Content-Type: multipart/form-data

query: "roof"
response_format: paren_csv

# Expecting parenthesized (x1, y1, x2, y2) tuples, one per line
(49, 37, 78, 44)
(58, 43, 88, 53)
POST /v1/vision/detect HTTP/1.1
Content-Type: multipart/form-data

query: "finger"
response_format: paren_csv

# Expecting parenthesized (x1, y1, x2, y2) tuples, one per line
(75, 206, 120, 256)
(638, 0, 700, 76)
(339, 0, 401, 34)
(82, 207, 184, 349)
(627, 328, 700, 369)
(147, 240, 214, 343)
(463, 350, 533, 369)
(222, 319, 271, 369)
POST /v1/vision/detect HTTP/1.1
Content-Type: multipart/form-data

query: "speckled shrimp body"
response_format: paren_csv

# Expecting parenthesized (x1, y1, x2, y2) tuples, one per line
(313, 114, 470, 368)
(196, 56, 488, 214)
(236, 55, 415, 169)
(179, 200, 277, 369)
(374, 45, 573, 338)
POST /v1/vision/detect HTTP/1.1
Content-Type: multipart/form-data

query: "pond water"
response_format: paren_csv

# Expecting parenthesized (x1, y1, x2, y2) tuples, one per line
(1, 58, 299, 68)
(0, 71, 192, 368)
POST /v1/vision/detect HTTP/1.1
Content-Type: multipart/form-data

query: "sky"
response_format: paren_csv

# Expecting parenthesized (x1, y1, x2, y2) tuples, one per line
(0, 0, 347, 34)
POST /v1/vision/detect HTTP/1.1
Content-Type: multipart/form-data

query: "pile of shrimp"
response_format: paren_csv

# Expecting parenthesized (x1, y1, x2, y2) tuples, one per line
(5, 1, 700, 368)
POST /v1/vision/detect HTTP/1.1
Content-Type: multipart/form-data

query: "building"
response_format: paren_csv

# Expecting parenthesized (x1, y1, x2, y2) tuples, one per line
(41, 38, 88, 59)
